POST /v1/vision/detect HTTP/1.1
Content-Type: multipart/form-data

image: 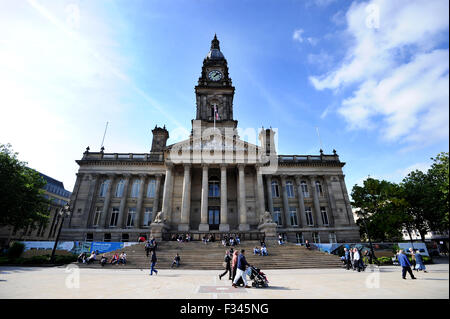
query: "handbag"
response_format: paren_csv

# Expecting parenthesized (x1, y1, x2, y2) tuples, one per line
(222, 262, 227, 268)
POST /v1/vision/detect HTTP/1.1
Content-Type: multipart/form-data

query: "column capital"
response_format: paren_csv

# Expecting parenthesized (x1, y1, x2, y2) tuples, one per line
(237, 164, 245, 170)
(202, 164, 209, 171)
(155, 173, 163, 179)
(183, 163, 192, 169)
(280, 174, 287, 182)
(122, 173, 132, 179)
(107, 173, 116, 179)
(220, 164, 227, 170)
(138, 173, 147, 179)
(165, 161, 174, 168)
(308, 175, 317, 181)
(295, 175, 303, 184)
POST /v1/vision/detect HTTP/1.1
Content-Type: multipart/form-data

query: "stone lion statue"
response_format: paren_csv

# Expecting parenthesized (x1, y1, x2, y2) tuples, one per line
(260, 211, 273, 224)
(153, 211, 165, 224)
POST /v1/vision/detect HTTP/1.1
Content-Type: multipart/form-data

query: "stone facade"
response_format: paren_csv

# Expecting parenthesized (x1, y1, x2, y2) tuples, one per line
(61, 35, 360, 243)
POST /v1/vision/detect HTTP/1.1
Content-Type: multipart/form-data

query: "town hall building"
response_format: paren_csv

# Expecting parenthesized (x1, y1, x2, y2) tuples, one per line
(61, 35, 360, 243)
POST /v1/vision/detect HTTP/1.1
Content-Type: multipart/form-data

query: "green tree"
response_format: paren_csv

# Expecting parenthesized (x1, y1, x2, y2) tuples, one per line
(351, 178, 406, 242)
(401, 152, 449, 241)
(0, 144, 50, 235)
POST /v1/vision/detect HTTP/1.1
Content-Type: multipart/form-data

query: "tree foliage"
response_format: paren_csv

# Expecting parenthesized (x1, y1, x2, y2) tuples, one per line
(351, 152, 448, 242)
(0, 144, 50, 231)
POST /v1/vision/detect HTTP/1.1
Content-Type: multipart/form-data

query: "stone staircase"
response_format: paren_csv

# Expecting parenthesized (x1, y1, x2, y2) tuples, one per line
(77, 240, 342, 270)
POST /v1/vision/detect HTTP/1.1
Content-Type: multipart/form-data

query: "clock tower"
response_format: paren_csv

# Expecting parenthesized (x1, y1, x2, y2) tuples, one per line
(194, 34, 237, 132)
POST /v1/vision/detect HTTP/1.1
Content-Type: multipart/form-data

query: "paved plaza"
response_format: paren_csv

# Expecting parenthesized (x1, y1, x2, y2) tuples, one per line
(0, 261, 448, 299)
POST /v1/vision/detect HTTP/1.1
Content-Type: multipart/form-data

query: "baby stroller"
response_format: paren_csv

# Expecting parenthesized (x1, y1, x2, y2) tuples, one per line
(248, 266, 269, 288)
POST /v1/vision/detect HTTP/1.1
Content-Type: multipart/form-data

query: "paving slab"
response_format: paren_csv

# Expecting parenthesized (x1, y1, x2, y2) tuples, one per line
(0, 263, 448, 299)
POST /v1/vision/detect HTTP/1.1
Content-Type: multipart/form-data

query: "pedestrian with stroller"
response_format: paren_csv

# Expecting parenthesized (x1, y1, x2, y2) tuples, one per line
(232, 249, 251, 288)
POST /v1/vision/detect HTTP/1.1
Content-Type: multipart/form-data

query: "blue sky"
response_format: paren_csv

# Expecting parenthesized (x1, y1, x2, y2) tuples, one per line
(0, 0, 448, 193)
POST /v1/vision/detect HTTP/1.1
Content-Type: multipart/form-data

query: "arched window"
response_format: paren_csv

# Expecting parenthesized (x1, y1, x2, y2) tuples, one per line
(99, 180, 110, 197)
(131, 180, 140, 198)
(147, 179, 156, 198)
(115, 179, 125, 197)
(208, 176, 220, 198)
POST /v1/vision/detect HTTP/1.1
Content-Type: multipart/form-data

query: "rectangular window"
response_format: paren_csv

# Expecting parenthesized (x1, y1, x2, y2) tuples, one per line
(93, 207, 102, 226)
(110, 208, 119, 227)
(301, 181, 309, 198)
(289, 207, 298, 226)
(296, 233, 304, 244)
(313, 232, 320, 244)
(143, 207, 153, 227)
(127, 208, 136, 227)
(286, 181, 295, 198)
(147, 179, 156, 198)
(271, 182, 280, 198)
(329, 233, 337, 243)
(273, 207, 282, 225)
(305, 206, 314, 226)
(85, 233, 93, 242)
(316, 181, 324, 197)
(321, 207, 329, 226)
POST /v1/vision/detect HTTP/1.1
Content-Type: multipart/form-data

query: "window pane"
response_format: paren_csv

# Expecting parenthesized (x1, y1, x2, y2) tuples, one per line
(147, 180, 156, 198)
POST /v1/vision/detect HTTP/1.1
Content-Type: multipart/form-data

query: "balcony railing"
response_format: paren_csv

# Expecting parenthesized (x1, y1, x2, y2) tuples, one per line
(81, 152, 164, 162)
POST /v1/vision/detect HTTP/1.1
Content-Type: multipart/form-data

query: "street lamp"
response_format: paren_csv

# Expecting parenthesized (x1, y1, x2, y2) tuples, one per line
(50, 202, 71, 263)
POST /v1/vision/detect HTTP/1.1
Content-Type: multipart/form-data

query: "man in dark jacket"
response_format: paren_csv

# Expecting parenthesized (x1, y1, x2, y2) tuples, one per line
(344, 247, 351, 270)
(150, 250, 158, 276)
(219, 250, 232, 280)
(232, 250, 251, 288)
(397, 250, 416, 280)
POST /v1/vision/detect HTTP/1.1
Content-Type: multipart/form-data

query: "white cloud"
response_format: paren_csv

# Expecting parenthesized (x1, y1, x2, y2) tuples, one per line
(309, 0, 449, 147)
(293, 29, 318, 46)
(293, 29, 305, 42)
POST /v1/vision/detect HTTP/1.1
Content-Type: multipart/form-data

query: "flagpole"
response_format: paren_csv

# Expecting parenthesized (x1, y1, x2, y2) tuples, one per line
(101, 121, 109, 149)
(213, 103, 216, 131)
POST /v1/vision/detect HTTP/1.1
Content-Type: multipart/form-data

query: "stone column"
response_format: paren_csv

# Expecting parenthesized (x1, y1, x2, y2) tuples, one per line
(309, 175, 321, 227)
(117, 174, 131, 228)
(100, 174, 115, 228)
(219, 165, 229, 231)
(339, 174, 353, 225)
(256, 165, 265, 218)
(135, 174, 147, 228)
(294, 175, 305, 228)
(265, 174, 274, 214)
(238, 164, 249, 231)
(324, 176, 336, 227)
(179, 164, 191, 231)
(161, 163, 174, 223)
(199, 165, 209, 231)
(84, 173, 99, 228)
(280, 175, 290, 228)
(153, 174, 162, 214)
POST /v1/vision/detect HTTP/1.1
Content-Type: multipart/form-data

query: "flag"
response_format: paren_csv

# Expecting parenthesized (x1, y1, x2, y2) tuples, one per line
(214, 105, 219, 120)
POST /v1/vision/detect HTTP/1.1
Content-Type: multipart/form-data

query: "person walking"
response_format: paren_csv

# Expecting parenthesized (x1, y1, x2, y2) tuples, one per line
(397, 250, 416, 280)
(150, 250, 158, 276)
(232, 249, 251, 288)
(219, 250, 232, 280)
(409, 248, 416, 269)
(145, 240, 151, 257)
(344, 247, 351, 270)
(231, 250, 239, 282)
(414, 250, 427, 273)
(353, 248, 361, 272)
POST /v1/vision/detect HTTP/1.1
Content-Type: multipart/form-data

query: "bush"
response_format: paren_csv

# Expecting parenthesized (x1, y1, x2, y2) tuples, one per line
(376, 256, 393, 265)
(7, 242, 25, 259)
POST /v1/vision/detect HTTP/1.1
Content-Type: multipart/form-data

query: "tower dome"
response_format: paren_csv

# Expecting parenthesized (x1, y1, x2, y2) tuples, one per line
(206, 34, 225, 60)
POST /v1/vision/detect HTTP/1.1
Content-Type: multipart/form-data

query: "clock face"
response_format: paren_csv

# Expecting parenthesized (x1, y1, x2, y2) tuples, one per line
(208, 70, 223, 81)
